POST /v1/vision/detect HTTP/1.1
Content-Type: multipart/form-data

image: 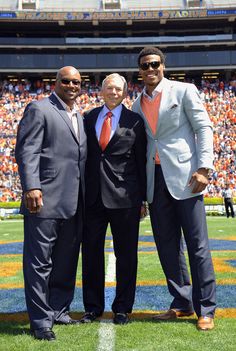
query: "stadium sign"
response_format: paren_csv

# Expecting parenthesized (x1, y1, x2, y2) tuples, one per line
(207, 9, 236, 15)
(0, 9, 235, 21)
(0, 9, 207, 21)
(0, 12, 17, 18)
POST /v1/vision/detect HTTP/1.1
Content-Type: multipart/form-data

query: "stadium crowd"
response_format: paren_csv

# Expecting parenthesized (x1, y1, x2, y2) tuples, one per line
(0, 77, 235, 202)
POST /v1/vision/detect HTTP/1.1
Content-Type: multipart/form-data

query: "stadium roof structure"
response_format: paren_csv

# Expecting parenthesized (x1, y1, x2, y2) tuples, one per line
(0, 0, 236, 22)
(1, 0, 236, 12)
(0, 0, 236, 82)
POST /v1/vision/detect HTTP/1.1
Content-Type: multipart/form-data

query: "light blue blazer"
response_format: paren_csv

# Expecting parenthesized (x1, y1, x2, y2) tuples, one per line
(132, 77, 214, 203)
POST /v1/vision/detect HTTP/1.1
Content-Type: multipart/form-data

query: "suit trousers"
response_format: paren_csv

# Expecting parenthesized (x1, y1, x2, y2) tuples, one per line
(224, 198, 235, 218)
(82, 197, 141, 315)
(149, 165, 216, 317)
(23, 200, 83, 330)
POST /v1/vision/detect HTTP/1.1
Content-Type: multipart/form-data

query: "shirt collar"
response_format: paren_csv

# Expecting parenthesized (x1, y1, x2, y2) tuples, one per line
(143, 78, 165, 100)
(53, 92, 77, 114)
(102, 104, 123, 119)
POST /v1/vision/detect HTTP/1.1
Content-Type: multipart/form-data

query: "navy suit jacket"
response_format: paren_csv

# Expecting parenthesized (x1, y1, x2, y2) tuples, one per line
(15, 94, 87, 218)
(84, 104, 146, 209)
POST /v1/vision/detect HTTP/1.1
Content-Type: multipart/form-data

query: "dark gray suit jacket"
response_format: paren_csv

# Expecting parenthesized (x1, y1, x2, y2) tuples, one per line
(15, 94, 87, 218)
(84, 104, 146, 209)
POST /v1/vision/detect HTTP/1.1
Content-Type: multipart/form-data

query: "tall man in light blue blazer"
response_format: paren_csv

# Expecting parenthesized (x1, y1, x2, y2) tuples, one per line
(132, 47, 216, 331)
(15, 66, 87, 340)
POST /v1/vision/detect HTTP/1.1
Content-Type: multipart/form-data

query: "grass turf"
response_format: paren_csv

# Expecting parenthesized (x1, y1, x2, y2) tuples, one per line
(0, 217, 235, 350)
(0, 319, 236, 351)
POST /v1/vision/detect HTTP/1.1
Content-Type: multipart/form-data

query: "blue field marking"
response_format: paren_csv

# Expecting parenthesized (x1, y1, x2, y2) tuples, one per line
(139, 236, 156, 242)
(137, 238, 236, 251)
(208, 239, 236, 250)
(0, 242, 23, 255)
(226, 260, 236, 268)
(1, 238, 236, 254)
(1, 285, 236, 313)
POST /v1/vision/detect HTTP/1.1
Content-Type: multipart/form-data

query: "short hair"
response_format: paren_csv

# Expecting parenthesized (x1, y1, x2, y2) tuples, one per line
(138, 46, 166, 66)
(102, 73, 127, 93)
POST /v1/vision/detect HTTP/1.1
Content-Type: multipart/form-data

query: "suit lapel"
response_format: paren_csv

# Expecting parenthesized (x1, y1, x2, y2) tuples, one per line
(157, 79, 174, 136)
(88, 107, 102, 149)
(49, 94, 79, 144)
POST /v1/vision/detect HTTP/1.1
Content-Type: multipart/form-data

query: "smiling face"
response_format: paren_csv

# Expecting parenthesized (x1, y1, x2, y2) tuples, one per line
(139, 54, 165, 95)
(101, 76, 126, 110)
(55, 66, 81, 108)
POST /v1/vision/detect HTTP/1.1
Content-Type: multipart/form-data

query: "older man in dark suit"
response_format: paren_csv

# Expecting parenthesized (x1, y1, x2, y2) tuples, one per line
(80, 73, 146, 325)
(15, 66, 87, 340)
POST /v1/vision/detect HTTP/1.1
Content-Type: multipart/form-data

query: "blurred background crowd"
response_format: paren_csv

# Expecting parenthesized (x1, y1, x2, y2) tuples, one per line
(0, 78, 235, 202)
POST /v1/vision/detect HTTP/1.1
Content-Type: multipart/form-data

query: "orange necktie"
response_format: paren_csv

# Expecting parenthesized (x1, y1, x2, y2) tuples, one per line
(99, 111, 112, 150)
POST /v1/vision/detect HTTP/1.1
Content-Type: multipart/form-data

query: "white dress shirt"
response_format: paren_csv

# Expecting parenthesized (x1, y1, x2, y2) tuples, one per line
(53, 92, 79, 139)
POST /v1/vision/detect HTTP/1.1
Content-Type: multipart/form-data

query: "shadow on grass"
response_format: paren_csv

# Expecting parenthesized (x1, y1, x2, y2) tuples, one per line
(0, 321, 30, 336)
(0, 312, 30, 336)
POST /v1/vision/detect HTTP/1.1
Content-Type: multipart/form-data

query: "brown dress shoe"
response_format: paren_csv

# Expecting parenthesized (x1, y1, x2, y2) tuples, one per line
(153, 309, 194, 321)
(197, 316, 214, 331)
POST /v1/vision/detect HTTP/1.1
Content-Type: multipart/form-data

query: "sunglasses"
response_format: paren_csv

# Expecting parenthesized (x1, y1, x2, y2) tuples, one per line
(60, 79, 81, 86)
(139, 61, 162, 71)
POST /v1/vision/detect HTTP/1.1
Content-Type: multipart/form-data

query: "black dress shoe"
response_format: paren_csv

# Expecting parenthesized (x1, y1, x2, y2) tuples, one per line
(80, 312, 98, 323)
(54, 317, 80, 325)
(113, 313, 129, 325)
(33, 327, 56, 341)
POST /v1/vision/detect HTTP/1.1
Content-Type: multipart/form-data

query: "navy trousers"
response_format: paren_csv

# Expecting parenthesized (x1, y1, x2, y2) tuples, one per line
(23, 202, 83, 330)
(149, 165, 216, 317)
(82, 196, 141, 315)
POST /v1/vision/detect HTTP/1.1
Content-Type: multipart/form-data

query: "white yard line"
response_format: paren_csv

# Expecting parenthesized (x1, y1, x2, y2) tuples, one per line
(97, 240, 116, 351)
(97, 320, 115, 351)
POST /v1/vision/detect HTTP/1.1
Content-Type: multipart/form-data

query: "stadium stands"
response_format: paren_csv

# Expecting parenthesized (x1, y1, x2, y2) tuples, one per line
(0, 78, 235, 202)
(0, 0, 235, 201)
(0, 0, 236, 83)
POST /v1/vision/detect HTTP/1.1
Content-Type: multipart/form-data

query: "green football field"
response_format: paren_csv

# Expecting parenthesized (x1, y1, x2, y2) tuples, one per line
(0, 217, 235, 350)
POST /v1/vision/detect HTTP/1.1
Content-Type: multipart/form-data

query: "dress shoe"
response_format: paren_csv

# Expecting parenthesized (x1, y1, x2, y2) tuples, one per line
(80, 312, 98, 323)
(153, 309, 194, 321)
(113, 313, 129, 325)
(197, 316, 214, 331)
(33, 327, 56, 341)
(54, 316, 80, 325)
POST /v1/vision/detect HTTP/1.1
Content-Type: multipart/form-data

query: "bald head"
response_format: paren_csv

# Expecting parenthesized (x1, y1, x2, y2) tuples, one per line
(54, 66, 81, 108)
(56, 66, 80, 81)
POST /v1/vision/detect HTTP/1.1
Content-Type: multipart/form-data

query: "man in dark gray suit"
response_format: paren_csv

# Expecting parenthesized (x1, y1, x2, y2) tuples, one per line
(80, 73, 146, 325)
(15, 66, 87, 341)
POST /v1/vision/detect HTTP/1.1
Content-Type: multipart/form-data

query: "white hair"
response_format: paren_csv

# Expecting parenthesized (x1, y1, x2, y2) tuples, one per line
(101, 73, 127, 93)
